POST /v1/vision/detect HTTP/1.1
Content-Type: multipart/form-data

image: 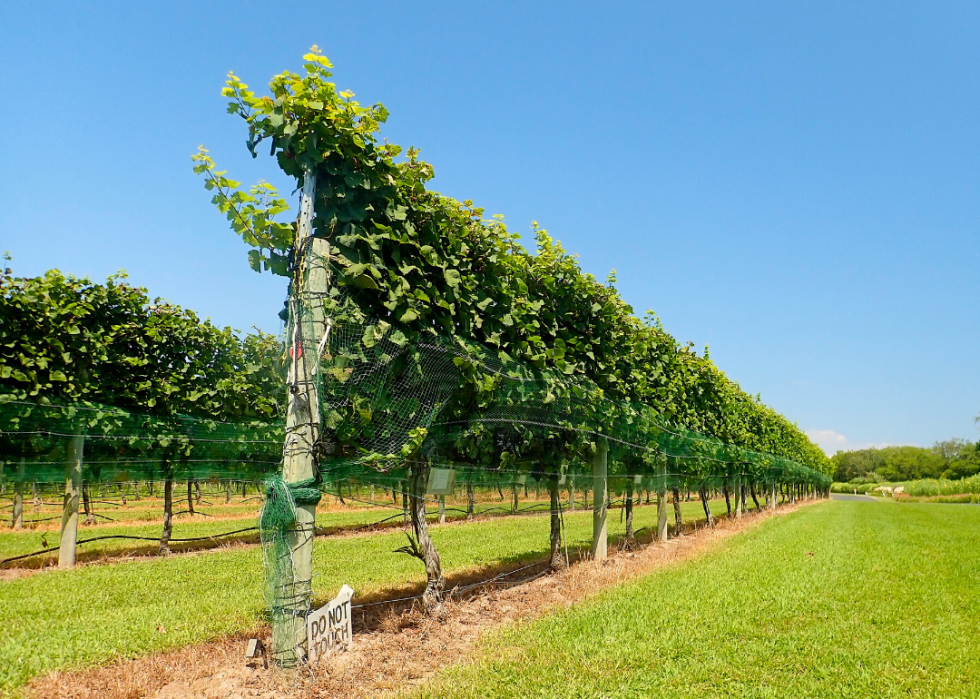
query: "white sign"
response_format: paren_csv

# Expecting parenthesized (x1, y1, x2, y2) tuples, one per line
(426, 468, 455, 495)
(307, 584, 354, 664)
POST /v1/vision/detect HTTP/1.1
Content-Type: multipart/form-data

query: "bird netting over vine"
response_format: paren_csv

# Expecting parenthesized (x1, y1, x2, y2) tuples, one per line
(0, 252, 829, 493)
(283, 254, 831, 494)
(0, 399, 283, 485)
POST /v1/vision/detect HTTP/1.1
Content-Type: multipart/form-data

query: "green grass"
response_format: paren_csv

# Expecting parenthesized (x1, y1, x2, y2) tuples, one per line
(0, 497, 733, 694)
(413, 501, 980, 699)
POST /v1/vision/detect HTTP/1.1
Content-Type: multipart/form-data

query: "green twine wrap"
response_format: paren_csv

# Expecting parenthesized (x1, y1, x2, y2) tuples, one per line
(260, 475, 323, 533)
(259, 475, 323, 663)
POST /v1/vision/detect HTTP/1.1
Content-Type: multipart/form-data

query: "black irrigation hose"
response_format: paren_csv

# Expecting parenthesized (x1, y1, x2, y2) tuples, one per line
(341, 513, 407, 532)
(17, 515, 61, 524)
(0, 527, 262, 566)
(173, 509, 215, 518)
(1, 494, 664, 567)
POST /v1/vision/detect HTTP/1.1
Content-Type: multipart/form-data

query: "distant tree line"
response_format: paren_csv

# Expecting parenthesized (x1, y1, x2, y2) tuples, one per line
(832, 439, 980, 483)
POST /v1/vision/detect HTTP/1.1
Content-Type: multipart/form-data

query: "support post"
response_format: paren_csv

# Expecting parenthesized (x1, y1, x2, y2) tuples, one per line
(656, 463, 668, 542)
(591, 439, 608, 562)
(12, 459, 25, 529)
(734, 474, 743, 520)
(438, 494, 446, 524)
(276, 166, 326, 665)
(160, 475, 174, 554)
(59, 433, 84, 568)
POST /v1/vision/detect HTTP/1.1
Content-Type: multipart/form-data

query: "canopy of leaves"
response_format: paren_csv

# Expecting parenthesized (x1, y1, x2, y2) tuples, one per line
(0, 267, 283, 421)
(195, 48, 830, 476)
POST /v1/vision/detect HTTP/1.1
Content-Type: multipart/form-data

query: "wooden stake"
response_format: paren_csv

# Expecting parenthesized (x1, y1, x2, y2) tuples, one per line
(277, 166, 327, 665)
(59, 433, 84, 568)
(12, 459, 24, 530)
(591, 439, 608, 562)
(656, 464, 668, 542)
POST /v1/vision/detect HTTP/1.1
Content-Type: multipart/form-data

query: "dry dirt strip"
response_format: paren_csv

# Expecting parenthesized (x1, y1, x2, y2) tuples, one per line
(28, 503, 810, 699)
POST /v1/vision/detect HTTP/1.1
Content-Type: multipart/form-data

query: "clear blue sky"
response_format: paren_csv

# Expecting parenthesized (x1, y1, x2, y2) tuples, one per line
(1, 2, 977, 454)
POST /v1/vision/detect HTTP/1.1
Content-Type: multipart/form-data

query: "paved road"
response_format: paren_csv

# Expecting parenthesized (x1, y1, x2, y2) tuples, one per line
(831, 493, 878, 502)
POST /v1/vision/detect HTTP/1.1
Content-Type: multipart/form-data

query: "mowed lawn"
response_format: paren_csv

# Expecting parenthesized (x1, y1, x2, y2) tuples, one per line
(415, 501, 980, 699)
(0, 498, 733, 694)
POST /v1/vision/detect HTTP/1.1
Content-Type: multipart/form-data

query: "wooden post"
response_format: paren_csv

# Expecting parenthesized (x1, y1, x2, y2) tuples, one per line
(277, 166, 327, 665)
(438, 494, 446, 524)
(656, 464, 668, 542)
(12, 459, 25, 530)
(734, 474, 743, 520)
(160, 476, 174, 554)
(549, 479, 565, 570)
(59, 433, 84, 568)
(12, 482, 24, 529)
(592, 440, 608, 562)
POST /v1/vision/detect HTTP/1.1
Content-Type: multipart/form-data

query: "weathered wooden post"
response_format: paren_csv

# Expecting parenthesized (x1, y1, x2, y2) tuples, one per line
(592, 439, 608, 561)
(59, 432, 85, 568)
(12, 459, 25, 530)
(734, 473, 743, 520)
(656, 463, 668, 542)
(549, 477, 565, 570)
(438, 494, 446, 524)
(277, 166, 330, 665)
(160, 475, 174, 554)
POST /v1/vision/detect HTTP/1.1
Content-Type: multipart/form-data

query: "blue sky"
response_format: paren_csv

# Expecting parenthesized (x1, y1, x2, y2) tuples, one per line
(1, 2, 977, 454)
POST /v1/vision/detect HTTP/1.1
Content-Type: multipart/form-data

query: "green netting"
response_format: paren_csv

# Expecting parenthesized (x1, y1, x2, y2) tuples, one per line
(0, 300, 830, 494)
(280, 265, 831, 494)
(259, 475, 322, 659)
(0, 255, 829, 667)
(0, 399, 283, 485)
